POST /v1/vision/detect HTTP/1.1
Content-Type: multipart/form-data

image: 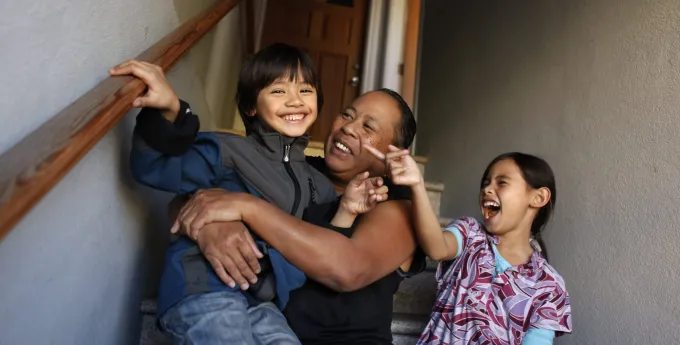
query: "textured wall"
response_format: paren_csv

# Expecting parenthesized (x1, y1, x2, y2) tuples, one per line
(417, 1, 680, 344)
(0, 1, 212, 344)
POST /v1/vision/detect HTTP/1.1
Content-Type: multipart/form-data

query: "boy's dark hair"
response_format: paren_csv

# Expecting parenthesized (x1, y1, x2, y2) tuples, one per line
(481, 152, 557, 260)
(375, 88, 417, 149)
(236, 43, 323, 133)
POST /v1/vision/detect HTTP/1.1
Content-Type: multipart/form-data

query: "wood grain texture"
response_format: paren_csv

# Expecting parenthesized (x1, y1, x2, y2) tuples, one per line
(0, 0, 239, 240)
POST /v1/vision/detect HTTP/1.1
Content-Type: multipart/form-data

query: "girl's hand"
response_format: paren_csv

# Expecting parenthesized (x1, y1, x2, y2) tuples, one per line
(364, 144, 423, 187)
(340, 171, 389, 216)
(109, 60, 180, 121)
(171, 189, 251, 239)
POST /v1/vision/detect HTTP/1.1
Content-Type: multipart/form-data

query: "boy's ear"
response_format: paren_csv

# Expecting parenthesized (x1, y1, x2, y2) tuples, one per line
(530, 187, 551, 208)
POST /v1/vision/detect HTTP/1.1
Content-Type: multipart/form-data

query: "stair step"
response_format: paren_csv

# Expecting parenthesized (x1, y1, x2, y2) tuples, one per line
(425, 182, 444, 217)
(391, 313, 429, 335)
(393, 334, 421, 345)
(139, 315, 170, 345)
(393, 271, 437, 316)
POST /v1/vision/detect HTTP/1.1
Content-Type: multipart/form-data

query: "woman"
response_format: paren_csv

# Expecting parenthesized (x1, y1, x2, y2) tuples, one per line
(174, 88, 423, 344)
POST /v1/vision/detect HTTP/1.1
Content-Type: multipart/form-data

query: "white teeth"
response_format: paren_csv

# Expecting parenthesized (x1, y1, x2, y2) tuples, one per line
(483, 201, 500, 208)
(334, 141, 350, 153)
(283, 114, 305, 121)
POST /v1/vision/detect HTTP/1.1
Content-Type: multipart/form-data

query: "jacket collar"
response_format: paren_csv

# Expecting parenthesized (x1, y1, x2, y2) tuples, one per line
(247, 119, 311, 162)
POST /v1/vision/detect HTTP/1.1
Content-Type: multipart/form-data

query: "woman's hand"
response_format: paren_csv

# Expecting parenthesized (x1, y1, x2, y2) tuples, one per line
(171, 189, 253, 238)
(108, 59, 180, 121)
(196, 222, 263, 290)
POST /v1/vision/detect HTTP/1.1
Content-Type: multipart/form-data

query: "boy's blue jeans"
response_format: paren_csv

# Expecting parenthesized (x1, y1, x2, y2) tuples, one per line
(159, 290, 301, 345)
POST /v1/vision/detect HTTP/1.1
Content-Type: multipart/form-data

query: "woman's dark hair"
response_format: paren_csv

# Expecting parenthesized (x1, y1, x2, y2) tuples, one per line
(236, 43, 323, 133)
(375, 88, 417, 149)
(481, 152, 556, 260)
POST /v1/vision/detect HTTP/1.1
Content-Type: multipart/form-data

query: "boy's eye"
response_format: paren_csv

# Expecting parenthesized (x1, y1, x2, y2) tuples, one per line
(363, 124, 374, 131)
(341, 112, 353, 119)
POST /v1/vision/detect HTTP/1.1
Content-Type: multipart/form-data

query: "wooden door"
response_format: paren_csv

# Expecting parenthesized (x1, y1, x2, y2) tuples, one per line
(260, 0, 368, 142)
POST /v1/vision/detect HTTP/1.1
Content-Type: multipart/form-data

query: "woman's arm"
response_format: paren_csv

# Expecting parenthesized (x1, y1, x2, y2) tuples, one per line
(241, 197, 416, 292)
(177, 189, 416, 292)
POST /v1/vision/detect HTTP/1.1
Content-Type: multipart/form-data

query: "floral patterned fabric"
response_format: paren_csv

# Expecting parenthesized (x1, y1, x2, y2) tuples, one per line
(417, 217, 572, 345)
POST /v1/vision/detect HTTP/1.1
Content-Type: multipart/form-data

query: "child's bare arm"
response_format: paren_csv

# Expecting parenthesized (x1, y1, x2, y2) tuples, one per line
(331, 172, 388, 227)
(365, 145, 458, 260)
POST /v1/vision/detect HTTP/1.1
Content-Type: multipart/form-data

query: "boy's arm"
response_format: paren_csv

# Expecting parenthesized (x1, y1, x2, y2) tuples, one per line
(109, 59, 224, 193)
(330, 172, 387, 228)
(130, 101, 223, 193)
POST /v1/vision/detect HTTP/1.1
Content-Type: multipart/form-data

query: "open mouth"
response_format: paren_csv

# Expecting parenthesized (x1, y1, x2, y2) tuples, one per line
(482, 200, 501, 219)
(331, 139, 353, 155)
(282, 114, 307, 122)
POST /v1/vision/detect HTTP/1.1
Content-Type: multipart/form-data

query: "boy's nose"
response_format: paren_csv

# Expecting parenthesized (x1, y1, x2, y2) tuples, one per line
(285, 94, 304, 107)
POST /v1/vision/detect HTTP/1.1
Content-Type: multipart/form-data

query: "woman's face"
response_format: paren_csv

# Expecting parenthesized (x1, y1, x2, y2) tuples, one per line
(324, 91, 402, 184)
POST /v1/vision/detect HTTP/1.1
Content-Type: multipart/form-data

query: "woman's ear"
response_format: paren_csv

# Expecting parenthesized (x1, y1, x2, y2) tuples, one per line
(530, 187, 551, 208)
(247, 109, 256, 117)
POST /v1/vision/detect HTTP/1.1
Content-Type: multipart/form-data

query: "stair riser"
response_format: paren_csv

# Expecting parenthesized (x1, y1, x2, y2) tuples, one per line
(393, 272, 437, 316)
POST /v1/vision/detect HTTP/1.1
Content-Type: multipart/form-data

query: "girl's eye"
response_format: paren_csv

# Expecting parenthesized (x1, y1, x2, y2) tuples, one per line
(363, 124, 374, 131)
(271, 89, 284, 94)
(481, 179, 490, 187)
(301, 88, 314, 93)
(498, 181, 507, 186)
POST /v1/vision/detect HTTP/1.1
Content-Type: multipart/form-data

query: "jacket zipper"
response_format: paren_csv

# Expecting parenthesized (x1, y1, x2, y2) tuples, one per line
(283, 144, 302, 215)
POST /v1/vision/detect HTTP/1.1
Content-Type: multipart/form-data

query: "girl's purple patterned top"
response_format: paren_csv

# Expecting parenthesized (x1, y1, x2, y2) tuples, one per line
(417, 217, 572, 345)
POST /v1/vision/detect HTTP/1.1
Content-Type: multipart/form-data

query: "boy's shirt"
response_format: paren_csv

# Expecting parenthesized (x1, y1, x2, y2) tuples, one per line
(130, 100, 337, 317)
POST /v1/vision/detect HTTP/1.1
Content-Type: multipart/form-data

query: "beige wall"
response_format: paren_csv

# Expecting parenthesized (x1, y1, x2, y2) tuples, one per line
(417, 1, 680, 344)
(174, 0, 244, 130)
(0, 0, 219, 344)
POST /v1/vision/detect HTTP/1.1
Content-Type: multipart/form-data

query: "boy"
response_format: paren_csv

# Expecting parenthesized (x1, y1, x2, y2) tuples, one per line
(111, 43, 337, 344)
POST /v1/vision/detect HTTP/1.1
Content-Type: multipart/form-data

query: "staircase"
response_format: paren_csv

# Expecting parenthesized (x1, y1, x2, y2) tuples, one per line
(139, 157, 450, 345)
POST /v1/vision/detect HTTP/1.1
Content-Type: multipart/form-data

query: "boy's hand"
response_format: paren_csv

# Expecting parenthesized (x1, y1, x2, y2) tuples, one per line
(365, 144, 423, 187)
(109, 60, 180, 122)
(339, 171, 389, 216)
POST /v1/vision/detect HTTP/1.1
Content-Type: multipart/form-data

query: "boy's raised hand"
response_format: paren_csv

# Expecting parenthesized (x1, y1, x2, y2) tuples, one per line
(109, 60, 180, 122)
(340, 171, 389, 215)
(364, 144, 423, 187)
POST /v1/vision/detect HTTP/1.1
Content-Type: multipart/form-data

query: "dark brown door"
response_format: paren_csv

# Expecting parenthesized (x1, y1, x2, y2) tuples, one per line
(261, 0, 367, 142)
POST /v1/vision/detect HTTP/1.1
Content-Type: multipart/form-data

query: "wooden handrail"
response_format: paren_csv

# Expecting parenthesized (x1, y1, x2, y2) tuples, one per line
(0, 0, 240, 240)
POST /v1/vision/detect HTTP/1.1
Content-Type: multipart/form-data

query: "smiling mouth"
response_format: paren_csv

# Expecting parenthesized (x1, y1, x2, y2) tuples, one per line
(332, 140, 352, 154)
(482, 200, 501, 219)
(282, 114, 307, 122)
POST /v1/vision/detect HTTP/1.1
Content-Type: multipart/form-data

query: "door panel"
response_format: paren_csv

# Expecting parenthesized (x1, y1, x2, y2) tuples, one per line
(261, 0, 367, 141)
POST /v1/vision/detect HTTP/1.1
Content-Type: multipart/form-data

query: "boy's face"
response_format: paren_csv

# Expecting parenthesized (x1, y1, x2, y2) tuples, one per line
(250, 74, 318, 138)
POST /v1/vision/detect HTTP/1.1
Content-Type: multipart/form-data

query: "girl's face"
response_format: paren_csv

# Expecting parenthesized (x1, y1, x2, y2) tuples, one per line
(250, 70, 318, 137)
(480, 159, 548, 235)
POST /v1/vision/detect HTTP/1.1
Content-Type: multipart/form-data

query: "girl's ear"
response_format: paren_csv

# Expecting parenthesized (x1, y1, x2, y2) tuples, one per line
(530, 187, 551, 208)
(247, 109, 256, 117)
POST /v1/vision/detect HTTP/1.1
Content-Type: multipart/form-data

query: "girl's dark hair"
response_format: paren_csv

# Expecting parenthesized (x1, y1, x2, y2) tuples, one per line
(236, 43, 323, 133)
(375, 88, 417, 149)
(481, 152, 556, 260)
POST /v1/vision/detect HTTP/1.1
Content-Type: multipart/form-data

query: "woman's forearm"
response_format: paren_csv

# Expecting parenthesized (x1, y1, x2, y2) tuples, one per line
(238, 196, 415, 292)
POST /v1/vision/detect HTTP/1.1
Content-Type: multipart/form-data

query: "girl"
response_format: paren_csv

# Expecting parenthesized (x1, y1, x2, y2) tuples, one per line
(365, 145, 572, 345)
